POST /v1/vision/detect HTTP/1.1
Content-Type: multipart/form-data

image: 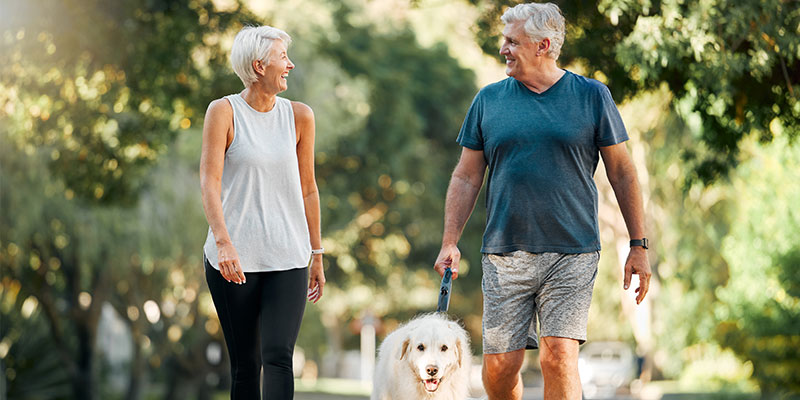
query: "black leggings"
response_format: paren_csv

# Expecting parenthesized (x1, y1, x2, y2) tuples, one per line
(205, 257, 308, 399)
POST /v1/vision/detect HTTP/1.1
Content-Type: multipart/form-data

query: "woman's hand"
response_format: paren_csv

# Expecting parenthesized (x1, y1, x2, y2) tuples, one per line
(217, 242, 246, 284)
(307, 255, 325, 303)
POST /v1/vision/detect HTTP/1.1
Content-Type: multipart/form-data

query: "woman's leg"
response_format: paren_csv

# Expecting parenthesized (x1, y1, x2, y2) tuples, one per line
(205, 257, 263, 399)
(259, 267, 308, 399)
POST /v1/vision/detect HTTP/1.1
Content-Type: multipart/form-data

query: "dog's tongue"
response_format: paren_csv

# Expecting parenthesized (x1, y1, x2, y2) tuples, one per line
(424, 379, 439, 392)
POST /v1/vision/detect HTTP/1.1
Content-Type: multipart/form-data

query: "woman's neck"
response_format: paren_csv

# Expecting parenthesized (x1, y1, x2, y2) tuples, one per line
(241, 86, 277, 112)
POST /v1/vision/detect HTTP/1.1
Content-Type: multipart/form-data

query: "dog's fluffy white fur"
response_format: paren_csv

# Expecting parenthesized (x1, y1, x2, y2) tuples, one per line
(372, 313, 473, 400)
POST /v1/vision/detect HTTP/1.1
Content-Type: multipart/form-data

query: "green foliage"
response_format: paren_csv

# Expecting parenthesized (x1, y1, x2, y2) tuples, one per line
(0, 284, 71, 400)
(311, 5, 483, 323)
(0, 120, 224, 399)
(2, 0, 485, 393)
(0, 0, 248, 205)
(713, 137, 800, 395)
(0, 126, 116, 399)
(468, 0, 800, 184)
(775, 248, 800, 300)
(627, 89, 799, 390)
(7, 0, 797, 396)
(1, 0, 252, 397)
(716, 311, 800, 395)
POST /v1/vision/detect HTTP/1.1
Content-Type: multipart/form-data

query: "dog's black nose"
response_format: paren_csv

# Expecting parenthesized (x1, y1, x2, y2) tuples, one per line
(426, 365, 438, 376)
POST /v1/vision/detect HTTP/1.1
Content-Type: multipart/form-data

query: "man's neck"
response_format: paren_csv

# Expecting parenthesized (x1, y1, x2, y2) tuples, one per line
(516, 61, 564, 94)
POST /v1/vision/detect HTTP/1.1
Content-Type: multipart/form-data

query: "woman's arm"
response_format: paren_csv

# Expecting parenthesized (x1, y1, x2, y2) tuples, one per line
(200, 99, 246, 284)
(293, 101, 325, 302)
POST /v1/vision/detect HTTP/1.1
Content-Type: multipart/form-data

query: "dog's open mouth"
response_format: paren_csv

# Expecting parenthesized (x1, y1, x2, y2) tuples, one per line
(423, 378, 440, 392)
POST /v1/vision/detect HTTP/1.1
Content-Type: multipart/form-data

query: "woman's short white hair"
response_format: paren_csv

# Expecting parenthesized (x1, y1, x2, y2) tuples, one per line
(501, 2, 565, 60)
(230, 25, 292, 87)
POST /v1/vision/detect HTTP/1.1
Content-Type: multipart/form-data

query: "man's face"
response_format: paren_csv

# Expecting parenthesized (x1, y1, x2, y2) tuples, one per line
(499, 21, 539, 78)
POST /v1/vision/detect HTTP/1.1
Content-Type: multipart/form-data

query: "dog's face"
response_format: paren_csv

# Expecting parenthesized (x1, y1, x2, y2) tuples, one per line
(399, 319, 465, 394)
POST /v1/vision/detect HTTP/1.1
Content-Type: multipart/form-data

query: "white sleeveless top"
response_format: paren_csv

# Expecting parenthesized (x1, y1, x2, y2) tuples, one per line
(203, 94, 311, 272)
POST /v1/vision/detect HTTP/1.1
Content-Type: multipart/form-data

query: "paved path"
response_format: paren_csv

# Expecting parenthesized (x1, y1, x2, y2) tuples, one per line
(295, 387, 638, 400)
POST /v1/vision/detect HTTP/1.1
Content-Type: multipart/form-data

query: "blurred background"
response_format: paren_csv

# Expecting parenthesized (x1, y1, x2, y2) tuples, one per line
(1, 0, 798, 399)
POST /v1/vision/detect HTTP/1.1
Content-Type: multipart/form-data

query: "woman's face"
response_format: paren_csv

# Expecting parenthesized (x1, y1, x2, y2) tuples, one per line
(260, 40, 294, 93)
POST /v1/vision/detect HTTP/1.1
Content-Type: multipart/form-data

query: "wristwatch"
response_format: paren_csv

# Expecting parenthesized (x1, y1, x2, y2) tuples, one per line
(630, 238, 649, 249)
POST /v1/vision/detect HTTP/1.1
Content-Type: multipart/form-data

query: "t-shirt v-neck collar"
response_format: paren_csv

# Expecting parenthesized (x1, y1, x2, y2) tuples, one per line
(514, 69, 569, 97)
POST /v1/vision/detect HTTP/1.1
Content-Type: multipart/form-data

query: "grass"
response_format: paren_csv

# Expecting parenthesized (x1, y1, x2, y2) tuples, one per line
(644, 380, 760, 400)
(295, 378, 372, 397)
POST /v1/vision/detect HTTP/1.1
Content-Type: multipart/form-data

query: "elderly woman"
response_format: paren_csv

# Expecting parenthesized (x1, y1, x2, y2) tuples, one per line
(200, 25, 325, 398)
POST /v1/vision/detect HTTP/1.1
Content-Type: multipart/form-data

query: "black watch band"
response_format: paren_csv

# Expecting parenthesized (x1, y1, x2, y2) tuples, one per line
(630, 238, 649, 249)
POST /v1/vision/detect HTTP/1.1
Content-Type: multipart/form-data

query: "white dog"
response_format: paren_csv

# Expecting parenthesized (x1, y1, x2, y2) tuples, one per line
(372, 313, 474, 400)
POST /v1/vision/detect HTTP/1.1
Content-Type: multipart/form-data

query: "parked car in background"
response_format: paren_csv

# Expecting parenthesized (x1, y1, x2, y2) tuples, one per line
(578, 341, 637, 399)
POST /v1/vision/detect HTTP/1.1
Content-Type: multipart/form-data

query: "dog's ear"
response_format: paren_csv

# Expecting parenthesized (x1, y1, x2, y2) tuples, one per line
(448, 321, 466, 367)
(399, 338, 411, 360)
(455, 337, 464, 367)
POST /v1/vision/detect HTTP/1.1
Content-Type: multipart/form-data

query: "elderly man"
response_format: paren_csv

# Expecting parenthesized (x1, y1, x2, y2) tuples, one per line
(433, 3, 651, 399)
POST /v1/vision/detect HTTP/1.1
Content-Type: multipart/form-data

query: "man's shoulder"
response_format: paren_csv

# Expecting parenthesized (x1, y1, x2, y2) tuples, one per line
(477, 77, 516, 98)
(565, 71, 609, 95)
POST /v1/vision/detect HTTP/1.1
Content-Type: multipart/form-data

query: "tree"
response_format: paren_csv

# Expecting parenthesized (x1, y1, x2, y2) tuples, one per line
(0, 273, 71, 399)
(467, 0, 799, 184)
(1, 0, 252, 398)
(620, 89, 739, 385)
(714, 136, 800, 396)
(279, 3, 485, 368)
(0, 0, 248, 204)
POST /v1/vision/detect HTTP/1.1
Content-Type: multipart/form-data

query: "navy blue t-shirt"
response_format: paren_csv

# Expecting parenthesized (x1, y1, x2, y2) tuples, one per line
(457, 70, 628, 254)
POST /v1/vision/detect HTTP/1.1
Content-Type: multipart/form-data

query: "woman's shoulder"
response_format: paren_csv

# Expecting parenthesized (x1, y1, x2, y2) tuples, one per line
(289, 100, 314, 122)
(206, 97, 234, 116)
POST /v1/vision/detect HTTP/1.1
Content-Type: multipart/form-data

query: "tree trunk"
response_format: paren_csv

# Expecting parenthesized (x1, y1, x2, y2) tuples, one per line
(196, 377, 211, 400)
(125, 332, 144, 400)
(73, 323, 96, 400)
(163, 358, 181, 400)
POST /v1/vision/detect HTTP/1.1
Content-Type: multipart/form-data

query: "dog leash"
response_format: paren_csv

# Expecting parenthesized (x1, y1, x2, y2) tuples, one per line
(436, 266, 453, 313)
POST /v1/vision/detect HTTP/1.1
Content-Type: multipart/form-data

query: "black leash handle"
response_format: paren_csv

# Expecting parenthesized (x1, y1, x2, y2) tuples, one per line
(436, 267, 453, 313)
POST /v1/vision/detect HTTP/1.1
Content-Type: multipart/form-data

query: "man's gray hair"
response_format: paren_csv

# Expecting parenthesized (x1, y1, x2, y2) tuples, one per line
(230, 25, 292, 87)
(501, 2, 565, 60)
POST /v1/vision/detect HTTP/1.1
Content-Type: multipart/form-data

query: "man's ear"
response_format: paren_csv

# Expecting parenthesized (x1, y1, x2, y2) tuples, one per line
(537, 38, 551, 56)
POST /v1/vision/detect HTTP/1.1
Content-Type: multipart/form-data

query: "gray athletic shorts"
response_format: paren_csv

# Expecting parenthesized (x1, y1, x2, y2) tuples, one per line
(481, 251, 600, 354)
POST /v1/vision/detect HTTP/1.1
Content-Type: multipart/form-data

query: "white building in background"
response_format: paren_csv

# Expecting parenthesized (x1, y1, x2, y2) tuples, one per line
(97, 303, 132, 392)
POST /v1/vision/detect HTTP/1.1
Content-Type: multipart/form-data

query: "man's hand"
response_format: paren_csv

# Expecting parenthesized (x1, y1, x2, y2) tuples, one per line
(624, 247, 651, 304)
(434, 244, 461, 279)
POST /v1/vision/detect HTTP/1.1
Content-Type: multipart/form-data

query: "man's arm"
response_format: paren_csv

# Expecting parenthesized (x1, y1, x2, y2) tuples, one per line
(600, 142, 651, 304)
(434, 147, 487, 279)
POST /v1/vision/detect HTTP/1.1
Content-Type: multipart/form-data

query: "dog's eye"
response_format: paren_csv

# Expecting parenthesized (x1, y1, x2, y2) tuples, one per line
(441, 345, 448, 352)
(417, 344, 425, 351)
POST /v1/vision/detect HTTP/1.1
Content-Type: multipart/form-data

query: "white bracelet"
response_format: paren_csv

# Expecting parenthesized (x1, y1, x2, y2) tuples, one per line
(311, 248, 325, 255)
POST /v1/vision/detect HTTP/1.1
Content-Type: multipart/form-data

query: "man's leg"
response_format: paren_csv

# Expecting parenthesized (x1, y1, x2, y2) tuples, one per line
(535, 252, 599, 400)
(483, 349, 525, 400)
(539, 336, 581, 400)
(481, 252, 542, 400)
